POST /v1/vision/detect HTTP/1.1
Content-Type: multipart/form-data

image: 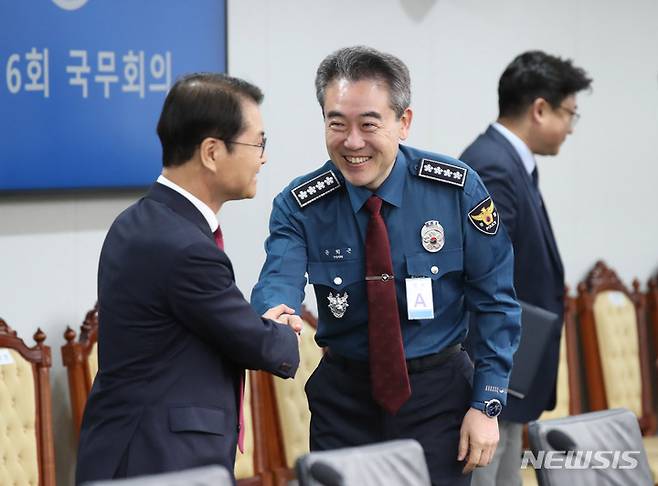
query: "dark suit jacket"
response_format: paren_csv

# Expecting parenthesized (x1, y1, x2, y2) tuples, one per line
(461, 125, 564, 423)
(76, 183, 299, 484)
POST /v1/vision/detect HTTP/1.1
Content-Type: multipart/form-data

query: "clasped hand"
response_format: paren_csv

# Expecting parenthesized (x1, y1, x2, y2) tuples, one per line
(262, 304, 303, 336)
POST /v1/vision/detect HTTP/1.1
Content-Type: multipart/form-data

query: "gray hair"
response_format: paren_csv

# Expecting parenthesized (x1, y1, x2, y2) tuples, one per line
(315, 46, 411, 118)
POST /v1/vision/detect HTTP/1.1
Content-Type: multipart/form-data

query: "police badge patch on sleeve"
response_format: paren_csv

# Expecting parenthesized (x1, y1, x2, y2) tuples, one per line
(468, 196, 499, 235)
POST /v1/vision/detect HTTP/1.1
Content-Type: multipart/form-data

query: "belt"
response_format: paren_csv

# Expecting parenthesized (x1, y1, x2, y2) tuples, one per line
(325, 343, 462, 375)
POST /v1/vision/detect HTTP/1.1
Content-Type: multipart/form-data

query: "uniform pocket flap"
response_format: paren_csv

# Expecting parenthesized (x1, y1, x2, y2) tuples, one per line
(307, 259, 363, 289)
(405, 248, 463, 279)
(168, 406, 227, 435)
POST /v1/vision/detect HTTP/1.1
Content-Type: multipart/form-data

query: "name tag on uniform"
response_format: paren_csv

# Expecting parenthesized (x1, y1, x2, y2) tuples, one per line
(0, 349, 15, 366)
(406, 278, 434, 320)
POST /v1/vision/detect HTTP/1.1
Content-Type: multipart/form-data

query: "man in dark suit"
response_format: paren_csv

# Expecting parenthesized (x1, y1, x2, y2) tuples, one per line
(460, 51, 592, 485)
(76, 73, 301, 484)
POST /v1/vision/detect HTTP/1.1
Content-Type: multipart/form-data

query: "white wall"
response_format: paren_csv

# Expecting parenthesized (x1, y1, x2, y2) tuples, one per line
(1, 1, 657, 483)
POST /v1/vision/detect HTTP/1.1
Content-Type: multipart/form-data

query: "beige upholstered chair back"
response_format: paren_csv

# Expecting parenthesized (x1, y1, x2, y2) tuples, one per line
(234, 372, 255, 479)
(578, 261, 655, 437)
(0, 321, 55, 486)
(0, 348, 39, 485)
(272, 320, 323, 468)
(88, 341, 99, 383)
(592, 290, 642, 417)
(539, 329, 569, 420)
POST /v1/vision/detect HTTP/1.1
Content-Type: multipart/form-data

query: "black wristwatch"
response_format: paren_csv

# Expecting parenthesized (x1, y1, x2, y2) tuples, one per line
(483, 399, 502, 418)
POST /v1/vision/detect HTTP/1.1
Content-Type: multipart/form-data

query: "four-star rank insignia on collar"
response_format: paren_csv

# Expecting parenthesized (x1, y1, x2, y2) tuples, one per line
(468, 196, 499, 235)
(418, 158, 467, 188)
(291, 170, 341, 208)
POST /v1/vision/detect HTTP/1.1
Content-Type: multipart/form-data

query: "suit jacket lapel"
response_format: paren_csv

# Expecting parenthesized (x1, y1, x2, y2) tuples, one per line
(146, 183, 236, 277)
(485, 126, 564, 277)
(146, 183, 213, 238)
(535, 189, 565, 278)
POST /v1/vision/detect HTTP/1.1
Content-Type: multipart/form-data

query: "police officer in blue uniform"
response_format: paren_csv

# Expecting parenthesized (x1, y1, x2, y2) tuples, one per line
(251, 46, 521, 486)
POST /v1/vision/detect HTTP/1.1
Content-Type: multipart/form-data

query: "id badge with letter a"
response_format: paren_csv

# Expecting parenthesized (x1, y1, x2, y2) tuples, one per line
(405, 277, 434, 320)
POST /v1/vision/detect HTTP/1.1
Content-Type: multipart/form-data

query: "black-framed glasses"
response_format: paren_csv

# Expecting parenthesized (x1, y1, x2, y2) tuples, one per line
(225, 136, 267, 158)
(557, 106, 581, 128)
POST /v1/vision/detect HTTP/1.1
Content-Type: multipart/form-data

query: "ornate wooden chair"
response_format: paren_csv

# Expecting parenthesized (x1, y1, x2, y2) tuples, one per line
(0, 319, 56, 486)
(577, 260, 658, 478)
(264, 307, 323, 486)
(61, 305, 99, 437)
(649, 274, 658, 372)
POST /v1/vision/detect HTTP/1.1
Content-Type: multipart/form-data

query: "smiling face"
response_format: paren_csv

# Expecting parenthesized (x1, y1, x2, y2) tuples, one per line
(323, 78, 412, 191)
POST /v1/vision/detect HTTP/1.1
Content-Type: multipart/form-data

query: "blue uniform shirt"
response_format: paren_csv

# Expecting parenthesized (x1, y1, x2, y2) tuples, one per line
(252, 144, 521, 408)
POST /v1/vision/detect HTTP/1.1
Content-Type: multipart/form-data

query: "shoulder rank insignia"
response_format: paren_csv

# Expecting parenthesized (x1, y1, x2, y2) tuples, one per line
(468, 196, 499, 235)
(418, 158, 467, 188)
(291, 170, 341, 208)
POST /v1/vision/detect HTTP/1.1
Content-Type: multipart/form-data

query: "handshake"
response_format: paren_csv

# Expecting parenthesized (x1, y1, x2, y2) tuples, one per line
(262, 304, 304, 336)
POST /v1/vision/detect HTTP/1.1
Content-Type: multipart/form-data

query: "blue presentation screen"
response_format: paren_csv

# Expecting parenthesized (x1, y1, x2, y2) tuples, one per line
(0, 0, 227, 192)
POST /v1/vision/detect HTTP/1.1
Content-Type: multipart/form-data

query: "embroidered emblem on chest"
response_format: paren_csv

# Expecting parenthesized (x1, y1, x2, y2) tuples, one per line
(327, 291, 349, 318)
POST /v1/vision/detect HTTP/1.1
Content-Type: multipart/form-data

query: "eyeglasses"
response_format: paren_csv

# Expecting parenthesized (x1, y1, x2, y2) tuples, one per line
(557, 105, 581, 129)
(225, 137, 267, 158)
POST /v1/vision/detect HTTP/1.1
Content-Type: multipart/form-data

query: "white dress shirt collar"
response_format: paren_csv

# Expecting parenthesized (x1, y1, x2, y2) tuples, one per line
(492, 122, 536, 176)
(156, 175, 218, 233)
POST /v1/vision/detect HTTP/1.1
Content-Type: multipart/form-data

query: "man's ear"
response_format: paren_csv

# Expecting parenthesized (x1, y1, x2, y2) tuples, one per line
(199, 137, 224, 172)
(398, 107, 413, 141)
(530, 97, 550, 124)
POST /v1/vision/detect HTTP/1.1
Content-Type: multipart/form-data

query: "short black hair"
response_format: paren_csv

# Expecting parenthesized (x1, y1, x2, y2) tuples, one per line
(315, 46, 411, 118)
(498, 51, 592, 118)
(157, 73, 263, 167)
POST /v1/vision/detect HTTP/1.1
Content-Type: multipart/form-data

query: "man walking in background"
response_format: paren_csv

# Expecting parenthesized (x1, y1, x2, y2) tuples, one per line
(461, 51, 592, 485)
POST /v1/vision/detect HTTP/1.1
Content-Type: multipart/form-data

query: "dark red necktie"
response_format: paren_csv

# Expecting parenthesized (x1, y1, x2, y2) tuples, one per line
(214, 226, 246, 453)
(364, 195, 411, 414)
(213, 226, 225, 250)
